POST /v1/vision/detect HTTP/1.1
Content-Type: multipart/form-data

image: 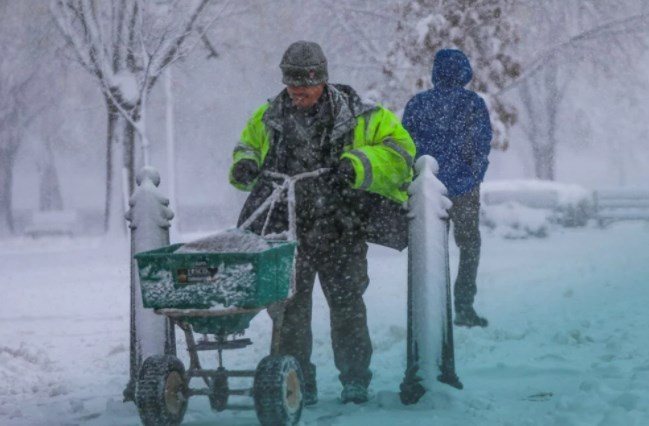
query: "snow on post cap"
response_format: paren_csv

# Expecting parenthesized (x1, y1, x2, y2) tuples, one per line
(136, 166, 161, 187)
(125, 166, 174, 227)
(415, 155, 439, 175)
(409, 154, 449, 202)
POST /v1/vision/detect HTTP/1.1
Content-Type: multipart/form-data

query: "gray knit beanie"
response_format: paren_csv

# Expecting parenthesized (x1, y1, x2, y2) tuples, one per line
(280, 41, 328, 86)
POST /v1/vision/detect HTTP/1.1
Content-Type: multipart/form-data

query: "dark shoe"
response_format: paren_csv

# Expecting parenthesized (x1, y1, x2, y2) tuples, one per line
(341, 383, 369, 404)
(454, 306, 488, 328)
(302, 363, 317, 406)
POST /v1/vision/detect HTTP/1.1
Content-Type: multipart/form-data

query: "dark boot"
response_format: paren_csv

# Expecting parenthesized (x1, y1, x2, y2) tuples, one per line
(454, 305, 488, 328)
(340, 382, 369, 404)
(302, 363, 318, 406)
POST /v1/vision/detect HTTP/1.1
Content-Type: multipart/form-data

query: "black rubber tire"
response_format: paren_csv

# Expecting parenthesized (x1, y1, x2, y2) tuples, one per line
(208, 367, 229, 412)
(135, 355, 188, 426)
(253, 355, 304, 426)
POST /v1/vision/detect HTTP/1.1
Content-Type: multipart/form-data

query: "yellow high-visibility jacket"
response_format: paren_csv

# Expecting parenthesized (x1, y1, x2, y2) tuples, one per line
(230, 84, 415, 204)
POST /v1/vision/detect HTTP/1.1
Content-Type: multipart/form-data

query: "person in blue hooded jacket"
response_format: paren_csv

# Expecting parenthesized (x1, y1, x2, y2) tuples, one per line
(402, 48, 492, 328)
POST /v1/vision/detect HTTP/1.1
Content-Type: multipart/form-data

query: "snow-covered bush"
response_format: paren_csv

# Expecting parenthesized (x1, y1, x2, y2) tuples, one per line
(481, 202, 550, 239)
(480, 180, 593, 238)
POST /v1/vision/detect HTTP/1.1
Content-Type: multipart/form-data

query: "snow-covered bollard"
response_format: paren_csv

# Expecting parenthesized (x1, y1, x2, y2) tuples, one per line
(123, 166, 175, 401)
(400, 155, 461, 405)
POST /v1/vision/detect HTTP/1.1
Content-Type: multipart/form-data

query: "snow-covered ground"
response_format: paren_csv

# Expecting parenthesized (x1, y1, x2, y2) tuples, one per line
(1, 221, 648, 425)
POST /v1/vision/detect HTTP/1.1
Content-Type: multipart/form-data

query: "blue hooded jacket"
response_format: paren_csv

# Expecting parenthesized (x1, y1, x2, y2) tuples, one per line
(402, 49, 492, 197)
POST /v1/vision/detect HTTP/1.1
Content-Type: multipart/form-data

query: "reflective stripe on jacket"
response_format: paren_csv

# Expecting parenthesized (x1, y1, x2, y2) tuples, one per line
(230, 85, 415, 204)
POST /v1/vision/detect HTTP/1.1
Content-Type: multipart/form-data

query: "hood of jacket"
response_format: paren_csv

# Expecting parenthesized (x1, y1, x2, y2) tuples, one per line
(263, 83, 375, 141)
(431, 48, 473, 89)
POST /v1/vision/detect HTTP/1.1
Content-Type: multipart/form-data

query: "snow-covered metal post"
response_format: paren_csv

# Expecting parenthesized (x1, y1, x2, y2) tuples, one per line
(400, 155, 462, 405)
(123, 166, 176, 401)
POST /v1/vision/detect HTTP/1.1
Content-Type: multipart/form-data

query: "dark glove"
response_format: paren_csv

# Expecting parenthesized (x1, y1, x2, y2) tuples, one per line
(328, 159, 356, 188)
(232, 159, 260, 185)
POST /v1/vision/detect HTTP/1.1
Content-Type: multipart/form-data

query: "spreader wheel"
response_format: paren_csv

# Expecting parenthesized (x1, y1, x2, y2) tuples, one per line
(253, 355, 304, 426)
(135, 355, 188, 426)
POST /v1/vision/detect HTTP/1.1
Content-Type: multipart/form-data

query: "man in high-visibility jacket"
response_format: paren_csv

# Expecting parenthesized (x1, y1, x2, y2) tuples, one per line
(229, 40, 415, 405)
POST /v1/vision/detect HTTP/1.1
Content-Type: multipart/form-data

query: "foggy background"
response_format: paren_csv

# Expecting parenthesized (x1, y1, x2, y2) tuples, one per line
(3, 0, 649, 236)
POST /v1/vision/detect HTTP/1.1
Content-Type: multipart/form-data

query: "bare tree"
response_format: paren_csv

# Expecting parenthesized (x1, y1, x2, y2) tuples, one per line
(51, 0, 246, 234)
(0, 0, 56, 237)
(0, 89, 23, 236)
(37, 137, 65, 212)
(379, 0, 522, 150)
(509, 0, 649, 180)
(316, 0, 397, 92)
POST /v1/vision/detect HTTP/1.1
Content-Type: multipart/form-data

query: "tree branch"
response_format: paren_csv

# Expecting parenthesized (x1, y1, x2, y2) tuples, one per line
(200, 31, 219, 59)
(502, 12, 649, 94)
(148, 0, 211, 88)
(50, 0, 96, 75)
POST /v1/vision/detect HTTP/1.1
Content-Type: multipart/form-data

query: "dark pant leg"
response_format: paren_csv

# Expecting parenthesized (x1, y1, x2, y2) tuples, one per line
(317, 242, 372, 387)
(277, 250, 318, 385)
(448, 186, 481, 310)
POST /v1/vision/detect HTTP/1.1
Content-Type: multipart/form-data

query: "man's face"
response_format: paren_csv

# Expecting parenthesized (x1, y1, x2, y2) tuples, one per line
(286, 83, 325, 109)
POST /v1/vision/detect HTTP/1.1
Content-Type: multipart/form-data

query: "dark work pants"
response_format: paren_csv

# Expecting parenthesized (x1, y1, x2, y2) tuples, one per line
(448, 186, 482, 311)
(277, 241, 373, 388)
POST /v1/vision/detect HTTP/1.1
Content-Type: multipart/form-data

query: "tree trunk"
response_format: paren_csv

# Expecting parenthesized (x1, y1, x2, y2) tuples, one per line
(38, 138, 64, 211)
(0, 145, 16, 237)
(104, 96, 130, 237)
(107, 120, 128, 238)
(123, 115, 137, 197)
(539, 64, 560, 181)
(164, 67, 179, 238)
(104, 98, 120, 233)
(103, 94, 144, 237)
(532, 144, 555, 180)
(519, 71, 558, 181)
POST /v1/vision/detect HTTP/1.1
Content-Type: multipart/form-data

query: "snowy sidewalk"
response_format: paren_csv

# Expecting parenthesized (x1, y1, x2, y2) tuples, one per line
(0, 223, 648, 425)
